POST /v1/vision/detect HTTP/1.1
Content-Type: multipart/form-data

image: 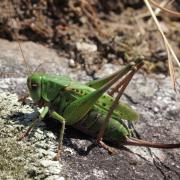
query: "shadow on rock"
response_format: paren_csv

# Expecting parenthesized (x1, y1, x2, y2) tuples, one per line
(7, 112, 98, 156)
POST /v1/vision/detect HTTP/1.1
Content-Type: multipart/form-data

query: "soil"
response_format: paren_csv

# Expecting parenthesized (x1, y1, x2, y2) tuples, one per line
(0, 0, 180, 75)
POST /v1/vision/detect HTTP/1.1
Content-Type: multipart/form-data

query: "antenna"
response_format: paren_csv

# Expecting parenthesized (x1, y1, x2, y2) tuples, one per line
(8, 1, 31, 74)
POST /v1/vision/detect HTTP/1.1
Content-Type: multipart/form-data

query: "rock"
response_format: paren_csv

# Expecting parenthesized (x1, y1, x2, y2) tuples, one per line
(68, 59, 76, 68)
(45, 175, 64, 180)
(76, 42, 97, 52)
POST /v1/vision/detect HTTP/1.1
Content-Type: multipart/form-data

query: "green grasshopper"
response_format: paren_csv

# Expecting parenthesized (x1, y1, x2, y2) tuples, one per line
(18, 57, 180, 160)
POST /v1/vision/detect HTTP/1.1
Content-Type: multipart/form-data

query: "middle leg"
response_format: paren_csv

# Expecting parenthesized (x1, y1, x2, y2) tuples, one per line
(50, 111, 66, 160)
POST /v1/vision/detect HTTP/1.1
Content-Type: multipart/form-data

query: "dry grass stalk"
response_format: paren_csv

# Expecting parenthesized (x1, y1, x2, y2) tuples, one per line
(144, 0, 180, 90)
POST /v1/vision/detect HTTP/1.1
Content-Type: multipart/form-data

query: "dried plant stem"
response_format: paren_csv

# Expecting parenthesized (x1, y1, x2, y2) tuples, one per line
(144, 0, 180, 90)
(149, 0, 180, 17)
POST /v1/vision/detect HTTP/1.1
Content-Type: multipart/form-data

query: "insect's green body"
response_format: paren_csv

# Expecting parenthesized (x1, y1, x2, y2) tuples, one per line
(28, 73, 137, 144)
(26, 59, 180, 158)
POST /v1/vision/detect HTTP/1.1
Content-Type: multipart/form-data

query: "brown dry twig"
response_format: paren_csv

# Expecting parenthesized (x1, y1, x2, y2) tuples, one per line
(149, 0, 180, 17)
(144, 0, 180, 90)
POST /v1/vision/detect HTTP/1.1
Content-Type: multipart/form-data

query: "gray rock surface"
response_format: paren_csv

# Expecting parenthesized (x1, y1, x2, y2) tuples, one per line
(0, 39, 180, 179)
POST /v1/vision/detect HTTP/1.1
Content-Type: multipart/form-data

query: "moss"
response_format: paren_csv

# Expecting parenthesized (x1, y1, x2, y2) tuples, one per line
(0, 138, 30, 179)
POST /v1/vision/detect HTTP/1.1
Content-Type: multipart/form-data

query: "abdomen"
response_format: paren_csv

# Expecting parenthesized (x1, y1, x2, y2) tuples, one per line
(73, 109, 130, 143)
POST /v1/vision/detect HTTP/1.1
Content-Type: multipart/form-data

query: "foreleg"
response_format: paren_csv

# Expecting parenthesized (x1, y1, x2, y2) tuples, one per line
(18, 106, 49, 140)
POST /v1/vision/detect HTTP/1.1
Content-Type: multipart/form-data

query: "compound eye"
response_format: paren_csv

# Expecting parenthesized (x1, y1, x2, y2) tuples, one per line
(31, 83, 38, 89)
